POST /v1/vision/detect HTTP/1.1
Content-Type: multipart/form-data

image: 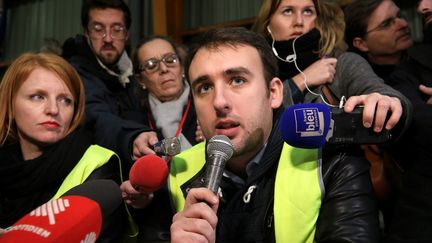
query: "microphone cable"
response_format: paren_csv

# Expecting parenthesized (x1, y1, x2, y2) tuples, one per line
(268, 28, 345, 108)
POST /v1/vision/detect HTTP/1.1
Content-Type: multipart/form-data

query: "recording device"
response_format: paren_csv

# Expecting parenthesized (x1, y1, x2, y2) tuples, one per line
(153, 137, 181, 156)
(204, 135, 234, 194)
(1, 180, 122, 243)
(328, 106, 392, 144)
(279, 103, 392, 148)
(129, 155, 169, 193)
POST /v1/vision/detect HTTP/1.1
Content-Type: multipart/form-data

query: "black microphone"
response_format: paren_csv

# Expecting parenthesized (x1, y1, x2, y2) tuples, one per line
(62, 179, 123, 221)
(204, 135, 234, 194)
(153, 137, 181, 156)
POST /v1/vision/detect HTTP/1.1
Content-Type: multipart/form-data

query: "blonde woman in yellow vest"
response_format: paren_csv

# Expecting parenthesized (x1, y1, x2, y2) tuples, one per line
(0, 53, 125, 242)
(169, 28, 380, 243)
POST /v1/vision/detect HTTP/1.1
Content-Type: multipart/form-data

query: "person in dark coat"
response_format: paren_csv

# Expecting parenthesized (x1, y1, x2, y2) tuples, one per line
(383, 1, 432, 242)
(62, 0, 158, 169)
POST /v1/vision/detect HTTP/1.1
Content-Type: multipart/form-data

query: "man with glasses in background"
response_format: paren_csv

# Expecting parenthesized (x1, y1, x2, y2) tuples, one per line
(343, 0, 414, 236)
(383, 0, 432, 242)
(62, 0, 159, 169)
(346, 1, 432, 242)
(344, 0, 413, 81)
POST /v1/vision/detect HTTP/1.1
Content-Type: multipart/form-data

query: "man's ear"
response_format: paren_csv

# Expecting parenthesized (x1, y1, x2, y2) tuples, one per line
(269, 77, 283, 109)
(353, 37, 369, 52)
(125, 30, 130, 41)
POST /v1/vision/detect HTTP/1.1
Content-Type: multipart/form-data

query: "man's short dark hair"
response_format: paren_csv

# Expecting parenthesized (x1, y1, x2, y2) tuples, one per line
(81, 0, 131, 30)
(344, 0, 382, 52)
(184, 27, 279, 89)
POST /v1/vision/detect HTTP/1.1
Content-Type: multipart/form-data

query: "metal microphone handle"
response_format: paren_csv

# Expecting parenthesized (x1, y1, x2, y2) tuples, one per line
(205, 154, 227, 194)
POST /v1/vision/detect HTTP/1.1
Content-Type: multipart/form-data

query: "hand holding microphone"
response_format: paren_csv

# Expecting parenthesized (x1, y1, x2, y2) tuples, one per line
(122, 155, 169, 208)
(279, 103, 393, 148)
(129, 155, 169, 193)
(120, 181, 154, 209)
(171, 135, 233, 243)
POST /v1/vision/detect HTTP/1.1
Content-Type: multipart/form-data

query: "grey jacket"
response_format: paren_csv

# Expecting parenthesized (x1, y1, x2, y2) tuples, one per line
(284, 52, 411, 126)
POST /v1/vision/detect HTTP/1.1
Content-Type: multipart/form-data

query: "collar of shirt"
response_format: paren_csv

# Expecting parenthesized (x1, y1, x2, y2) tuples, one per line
(223, 144, 267, 186)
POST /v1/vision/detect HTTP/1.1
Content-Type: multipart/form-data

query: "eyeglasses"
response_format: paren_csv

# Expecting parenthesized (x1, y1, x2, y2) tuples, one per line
(139, 53, 179, 73)
(87, 23, 127, 40)
(365, 13, 404, 35)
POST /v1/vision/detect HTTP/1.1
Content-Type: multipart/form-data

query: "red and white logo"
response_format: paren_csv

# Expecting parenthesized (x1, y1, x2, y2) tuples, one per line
(30, 198, 71, 225)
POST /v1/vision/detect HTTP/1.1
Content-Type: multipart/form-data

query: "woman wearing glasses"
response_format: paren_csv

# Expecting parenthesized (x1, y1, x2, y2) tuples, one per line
(132, 36, 202, 152)
(121, 36, 201, 242)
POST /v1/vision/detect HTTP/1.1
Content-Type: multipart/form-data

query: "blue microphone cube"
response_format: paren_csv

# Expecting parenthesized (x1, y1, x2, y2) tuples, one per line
(280, 103, 331, 148)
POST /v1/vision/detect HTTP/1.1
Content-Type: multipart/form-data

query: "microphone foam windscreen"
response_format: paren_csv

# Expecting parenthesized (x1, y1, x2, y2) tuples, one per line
(279, 103, 331, 148)
(129, 155, 168, 193)
(1, 195, 102, 243)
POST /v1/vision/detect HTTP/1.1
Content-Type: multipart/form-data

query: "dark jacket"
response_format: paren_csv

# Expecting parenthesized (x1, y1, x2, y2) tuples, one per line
(177, 117, 380, 242)
(386, 43, 432, 160)
(384, 43, 432, 243)
(62, 35, 150, 168)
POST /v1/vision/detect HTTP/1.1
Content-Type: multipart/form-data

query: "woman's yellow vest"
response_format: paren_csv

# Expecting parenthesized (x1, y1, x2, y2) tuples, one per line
(48, 145, 139, 240)
(51, 145, 119, 199)
(169, 142, 323, 243)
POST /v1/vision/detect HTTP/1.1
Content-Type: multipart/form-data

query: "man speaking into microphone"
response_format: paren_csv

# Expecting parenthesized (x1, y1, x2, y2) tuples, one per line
(168, 28, 380, 243)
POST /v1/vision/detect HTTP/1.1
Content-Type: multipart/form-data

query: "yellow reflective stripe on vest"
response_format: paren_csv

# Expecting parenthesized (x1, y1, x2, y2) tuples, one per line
(51, 145, 117, 199)
(170, 143, 322, 243)
(274, 145, 321, 243)
(169, 142, 206, 212)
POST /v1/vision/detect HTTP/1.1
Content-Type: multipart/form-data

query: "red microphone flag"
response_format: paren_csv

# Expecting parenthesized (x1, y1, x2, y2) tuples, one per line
(1, 195, 102, 243)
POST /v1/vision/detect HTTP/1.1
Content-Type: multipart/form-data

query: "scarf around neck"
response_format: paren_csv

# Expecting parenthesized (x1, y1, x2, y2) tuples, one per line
(149, 82, 192, 151)
(0, 128, 92, 227)
(272, 28, 321, 81)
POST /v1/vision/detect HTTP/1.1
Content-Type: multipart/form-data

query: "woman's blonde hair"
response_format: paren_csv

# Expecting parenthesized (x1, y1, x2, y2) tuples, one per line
(0, 52, 85, 146)
(252, 0, 346, 56)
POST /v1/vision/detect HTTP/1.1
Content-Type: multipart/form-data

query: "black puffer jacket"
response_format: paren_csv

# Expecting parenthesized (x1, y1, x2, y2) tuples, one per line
(62, 35, 151, 168)
(178, 118, 380, 243)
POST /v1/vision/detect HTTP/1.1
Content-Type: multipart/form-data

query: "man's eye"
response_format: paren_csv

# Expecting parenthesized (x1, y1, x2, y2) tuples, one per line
(93, 24, 104, 32)
(197, 84, 212, 94)
(112, 25, 124, 33)
(231, 77, 245, 86)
